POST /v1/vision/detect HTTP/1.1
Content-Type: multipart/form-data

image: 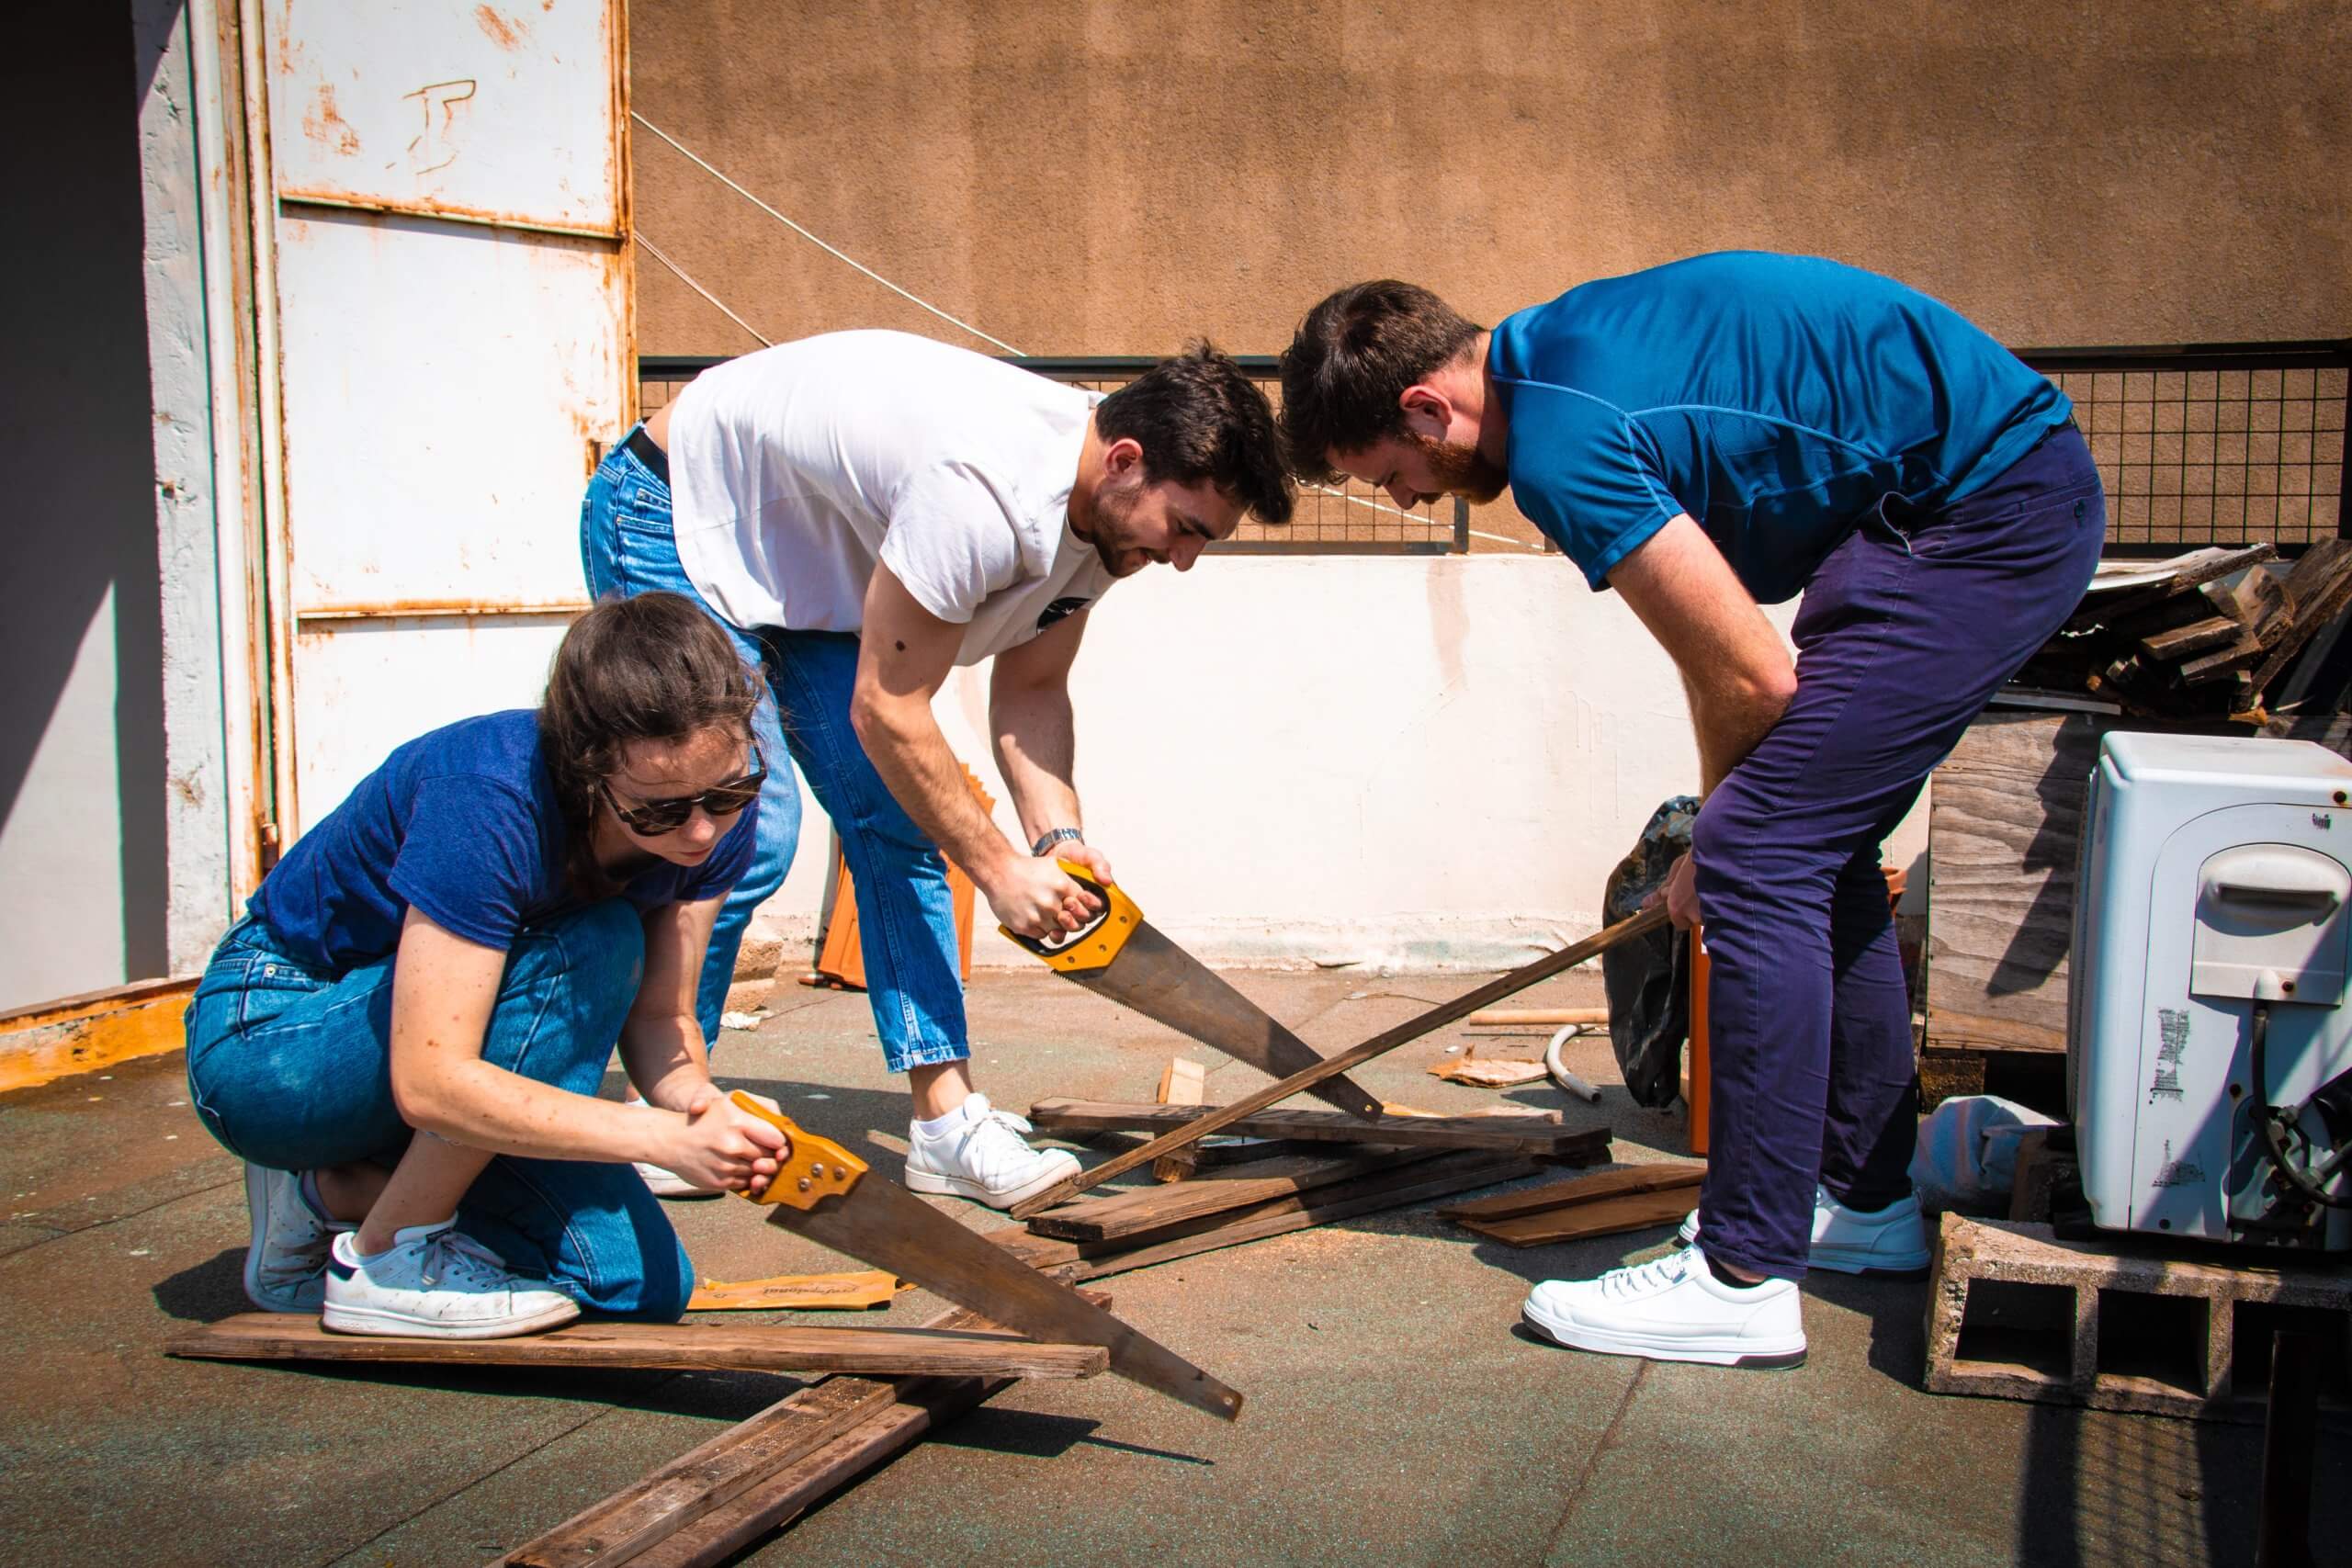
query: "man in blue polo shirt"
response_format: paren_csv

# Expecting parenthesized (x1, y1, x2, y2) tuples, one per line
(1280, 253, 2104, 1368)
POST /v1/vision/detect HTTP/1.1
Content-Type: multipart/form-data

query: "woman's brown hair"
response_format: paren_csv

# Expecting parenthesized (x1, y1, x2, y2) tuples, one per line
(538, 592, 763, 898)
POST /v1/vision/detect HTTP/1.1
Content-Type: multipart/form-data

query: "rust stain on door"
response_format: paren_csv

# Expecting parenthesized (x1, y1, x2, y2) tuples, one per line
(302, 83, 360, 156)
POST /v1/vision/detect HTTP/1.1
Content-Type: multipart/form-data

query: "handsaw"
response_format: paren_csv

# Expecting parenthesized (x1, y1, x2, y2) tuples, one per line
(727, 1091, 1241, 1421)
(1010, 904, 1672, 1219)
(1001, 863, 1383, 1119)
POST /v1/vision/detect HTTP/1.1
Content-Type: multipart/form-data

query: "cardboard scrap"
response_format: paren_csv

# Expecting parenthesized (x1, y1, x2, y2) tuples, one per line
(687, 1269, 912, 1313)
(1427, 1050, 1548, 1088)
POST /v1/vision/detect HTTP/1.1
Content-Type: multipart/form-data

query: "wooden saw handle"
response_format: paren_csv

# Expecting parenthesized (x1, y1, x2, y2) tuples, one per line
(728, 1090, 869, 1210)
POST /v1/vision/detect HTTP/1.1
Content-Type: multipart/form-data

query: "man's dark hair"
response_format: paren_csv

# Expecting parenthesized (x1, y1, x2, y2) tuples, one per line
(540, 591, 763, 899)
(1278, 281, 1485, 483)
(1096, 343, 1294, 525)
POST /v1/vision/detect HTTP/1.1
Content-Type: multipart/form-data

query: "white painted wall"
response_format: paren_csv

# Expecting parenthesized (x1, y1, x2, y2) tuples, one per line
(756, 553, 1930, 973)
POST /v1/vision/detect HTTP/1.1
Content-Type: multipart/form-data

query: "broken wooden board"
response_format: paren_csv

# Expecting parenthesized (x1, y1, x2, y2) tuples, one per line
(501, 1294, 1110, 1568)
(1027, 1098, 1611, 1158)
(994, 1151, 1535, 1280)
(1435, 1161, 1705, 1224)
(1026, 1147, 1435, 1242)
(687, 1270, 910, 1313)
(166, 1314, 1108, 1380)
(1153, 1055, 1209, 1182)
(1455, 1186, 1697, 1247)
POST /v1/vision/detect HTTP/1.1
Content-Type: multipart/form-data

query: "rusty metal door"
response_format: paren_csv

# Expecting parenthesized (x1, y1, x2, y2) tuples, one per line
(261, 0, 628, 836)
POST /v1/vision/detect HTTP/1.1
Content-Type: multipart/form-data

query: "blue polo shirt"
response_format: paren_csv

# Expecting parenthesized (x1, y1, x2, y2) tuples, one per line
(1490, 253, 2073, 603)
(249, 710, 757, 972)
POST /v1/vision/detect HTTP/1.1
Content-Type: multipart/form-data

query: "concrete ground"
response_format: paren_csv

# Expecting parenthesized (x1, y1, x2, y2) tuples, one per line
(2, 964, 2345, 1567)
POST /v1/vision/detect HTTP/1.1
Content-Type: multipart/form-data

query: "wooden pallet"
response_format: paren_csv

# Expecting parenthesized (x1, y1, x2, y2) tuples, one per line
(1026, 1098, 1611, 1158)
(1923, 1213, 2352, 1421)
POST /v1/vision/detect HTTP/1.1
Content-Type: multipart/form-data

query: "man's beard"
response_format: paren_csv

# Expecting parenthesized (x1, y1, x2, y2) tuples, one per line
(1408, 430, 1509, 505)
(1082, 480, 1148, 576)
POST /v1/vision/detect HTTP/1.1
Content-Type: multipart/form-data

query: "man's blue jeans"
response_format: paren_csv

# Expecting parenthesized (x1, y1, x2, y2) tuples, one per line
(579, 434, 969, 1074)
(183, 904, 693, 1319)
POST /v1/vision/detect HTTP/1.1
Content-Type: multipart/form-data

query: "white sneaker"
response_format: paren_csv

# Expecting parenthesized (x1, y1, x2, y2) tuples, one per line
(322, 1222, 581, 1339)
(903, 1093, 1080, 1210)
(1521, 1246, 1807, 1368)
(627, 1098, 720, 1199)
(1673, 1185, 1931, 1277)
(243, 1164, 349, 1313)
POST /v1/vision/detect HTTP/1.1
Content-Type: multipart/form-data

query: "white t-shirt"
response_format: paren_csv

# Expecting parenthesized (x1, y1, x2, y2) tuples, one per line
(666, 331, 1115, 666)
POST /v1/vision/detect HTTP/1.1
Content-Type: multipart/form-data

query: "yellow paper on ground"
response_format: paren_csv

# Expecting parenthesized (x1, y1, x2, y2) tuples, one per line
(686, 1269, 912, 1312)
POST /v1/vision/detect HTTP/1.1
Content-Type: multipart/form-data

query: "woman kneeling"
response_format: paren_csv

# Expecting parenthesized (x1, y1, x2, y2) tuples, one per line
(185, 592, 787, 1337)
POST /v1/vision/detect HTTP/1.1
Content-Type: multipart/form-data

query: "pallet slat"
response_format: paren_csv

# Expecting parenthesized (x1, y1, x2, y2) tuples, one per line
(167, 1314, 1108, 1380)
(1026, 1099, 1611, 1157)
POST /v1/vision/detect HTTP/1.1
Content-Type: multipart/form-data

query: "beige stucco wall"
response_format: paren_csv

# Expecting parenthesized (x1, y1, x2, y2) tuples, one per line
(631, 1, 2347, 355)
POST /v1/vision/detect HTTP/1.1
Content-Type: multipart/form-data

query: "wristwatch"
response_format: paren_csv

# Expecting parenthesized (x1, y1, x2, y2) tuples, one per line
(1030, 826, 1085, 857)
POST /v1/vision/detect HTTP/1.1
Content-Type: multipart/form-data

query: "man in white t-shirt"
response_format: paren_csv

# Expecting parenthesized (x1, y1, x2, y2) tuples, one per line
(580, 332, 1293, 1207)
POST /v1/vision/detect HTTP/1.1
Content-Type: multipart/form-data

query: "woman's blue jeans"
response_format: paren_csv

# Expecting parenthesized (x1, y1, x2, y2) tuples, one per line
(183, 903, 693, 1320)
(579, 433, 969, 1075)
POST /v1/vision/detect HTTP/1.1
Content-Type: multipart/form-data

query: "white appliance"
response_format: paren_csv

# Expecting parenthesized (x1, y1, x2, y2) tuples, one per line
(2070, 731, 2352, 1251)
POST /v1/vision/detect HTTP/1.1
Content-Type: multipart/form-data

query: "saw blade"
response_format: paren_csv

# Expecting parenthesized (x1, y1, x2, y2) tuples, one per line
(1003, 864, 1382, 1119)
(733, 1094, 1241, 1421)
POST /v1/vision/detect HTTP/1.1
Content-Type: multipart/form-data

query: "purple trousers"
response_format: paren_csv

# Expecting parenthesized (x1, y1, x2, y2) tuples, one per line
(1692, 425, 2106, 1280)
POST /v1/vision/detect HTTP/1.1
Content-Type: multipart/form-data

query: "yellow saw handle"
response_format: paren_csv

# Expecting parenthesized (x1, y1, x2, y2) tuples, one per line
(728, 1090, 869, 1210)
(998, 859, 1143, 975)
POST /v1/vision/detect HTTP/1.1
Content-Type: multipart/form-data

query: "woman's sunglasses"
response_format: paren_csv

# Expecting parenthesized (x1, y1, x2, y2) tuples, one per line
(601, 742, 767, 836)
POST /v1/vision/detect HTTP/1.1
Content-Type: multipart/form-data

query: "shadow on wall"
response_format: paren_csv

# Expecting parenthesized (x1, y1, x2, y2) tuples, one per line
(0, 5, 173, 992)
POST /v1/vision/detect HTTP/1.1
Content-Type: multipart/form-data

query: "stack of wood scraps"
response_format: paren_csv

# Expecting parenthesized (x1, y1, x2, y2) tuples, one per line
(1440, 1162, 1705, 1247)
(2012, 542, 2352, 723)
(1001, 1097, 1612, 1280)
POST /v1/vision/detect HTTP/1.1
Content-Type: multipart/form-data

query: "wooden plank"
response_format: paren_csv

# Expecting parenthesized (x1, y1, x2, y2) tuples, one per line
(624, 1373, 1004, 1568)
(993, 1152, 1534, 1280)
(686, 1270, 908, 1313)
(1434, 1161, 1703, 1224)
(2137, 615, 2241, 662)
(1006, 906, 1669, 1219)
(166, 1314, 1108, 1380)
(1152, 1055, 1208, 1182)
(0, 976, 195, 1093)
(1923, 713, 2120, 1057)
(503, 1295, 1109, 1568)
(1456, 1186, 1697, 1247)
(1026, 1099, 1612, 1157)
(1464, 1006, 1609, 1028)
(1026, 1147, 1434, 1241)
(2251, 540, 2352, 695)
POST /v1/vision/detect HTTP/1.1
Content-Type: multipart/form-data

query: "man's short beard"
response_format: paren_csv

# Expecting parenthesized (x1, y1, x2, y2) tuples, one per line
(1085, 480, 1145, 575)
(1407, 430, 1509, 505)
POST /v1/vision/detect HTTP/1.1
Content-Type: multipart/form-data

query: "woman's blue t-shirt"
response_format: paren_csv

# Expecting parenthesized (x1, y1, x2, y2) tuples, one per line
(249, 710, 758, 971)
(1489, 252, 2075, 604)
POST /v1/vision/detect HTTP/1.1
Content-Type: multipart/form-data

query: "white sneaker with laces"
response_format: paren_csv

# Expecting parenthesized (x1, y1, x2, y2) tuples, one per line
(903, 1093, 1080, 1210)
(243, 1163, 347, 1313)
(1521, 1246, 1807, 1368)
(1673, 1185, 1931, 1277)
(627, 1098, 721, 1199)
(322, 1222, 581, 1339)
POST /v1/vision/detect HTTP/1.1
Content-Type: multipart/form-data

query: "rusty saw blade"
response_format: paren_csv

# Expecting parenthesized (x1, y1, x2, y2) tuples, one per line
(729, 1092, 1241, 1421)
(1001, 863, 1382, 1119)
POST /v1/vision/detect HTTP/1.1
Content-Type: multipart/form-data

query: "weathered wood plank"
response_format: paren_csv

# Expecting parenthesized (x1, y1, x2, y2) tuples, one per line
(1924, 713, 2120, 1056)
(1026, 1147, 1433, 1241)
(993, 1152, 1534, 1280)
(2138, 615, 2241, 661)
(167, 1314, 1108, 1380)
(1456, 1186, 1698, 1247)
(1026, 1098, 1611, 1156)
(1434, 1161, 1704, 1224)
(503, 1293, 1113, 1568)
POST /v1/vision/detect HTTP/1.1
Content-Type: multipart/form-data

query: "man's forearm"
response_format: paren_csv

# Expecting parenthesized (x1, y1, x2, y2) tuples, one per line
(990, 683, 1082, 847)
(854, 693, 1019, 886)
(1683, 672, 1794, 797)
